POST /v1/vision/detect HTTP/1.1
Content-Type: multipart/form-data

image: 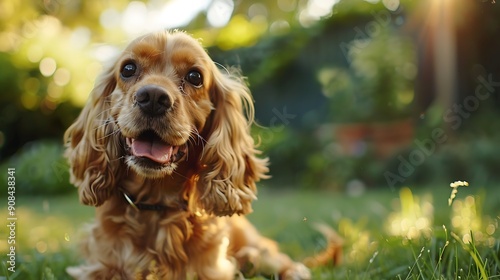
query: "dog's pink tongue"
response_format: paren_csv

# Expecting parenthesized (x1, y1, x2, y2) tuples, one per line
(131, 138, 173, 164)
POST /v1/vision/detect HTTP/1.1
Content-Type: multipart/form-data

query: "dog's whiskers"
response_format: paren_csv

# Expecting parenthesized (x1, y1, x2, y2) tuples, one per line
(187, 127, 207, 158)
(214, 61, 230, 75)
(96, 126, 122, 141)
(111, 155, 127, 162)
(94, 109, 135, 141)
(171, 169, 190, 180)
(189, 127, 207, 145)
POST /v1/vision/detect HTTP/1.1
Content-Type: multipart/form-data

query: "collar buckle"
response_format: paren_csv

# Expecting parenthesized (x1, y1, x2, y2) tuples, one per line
(122, 192, 140, 211)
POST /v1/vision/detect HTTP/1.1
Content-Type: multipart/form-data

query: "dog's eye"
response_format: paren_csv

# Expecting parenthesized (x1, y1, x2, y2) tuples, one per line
(121, 63, 137, 78)
(185, 70, 203, 87)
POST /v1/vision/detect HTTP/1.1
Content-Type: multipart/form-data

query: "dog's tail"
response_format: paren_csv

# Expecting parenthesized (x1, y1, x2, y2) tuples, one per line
(303, 223, 344, 268)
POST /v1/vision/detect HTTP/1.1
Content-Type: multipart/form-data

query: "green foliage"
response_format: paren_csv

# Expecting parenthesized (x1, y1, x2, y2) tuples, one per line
(254, 125, 312, 186)
(0, 141, 71, 196)
(384, 137, 500, 189)
(1, 250, 78, 280)
(320, 26, 416, 123)
(318, 68, 373, 123)
(0, 17, 90, 158)
(260, 109, 500, 190)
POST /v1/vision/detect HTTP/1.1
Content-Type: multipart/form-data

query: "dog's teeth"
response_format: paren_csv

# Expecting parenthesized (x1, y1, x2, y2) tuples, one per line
(126, 138, 133, 146)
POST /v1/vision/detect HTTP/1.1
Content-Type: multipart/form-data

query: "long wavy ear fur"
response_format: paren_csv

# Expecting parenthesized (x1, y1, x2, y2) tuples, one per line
(196, 67, 269, 216)
(64, 67, 121, 206)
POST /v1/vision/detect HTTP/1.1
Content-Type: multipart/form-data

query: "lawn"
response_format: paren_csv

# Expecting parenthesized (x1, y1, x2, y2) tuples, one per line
(1, 183, 499, 279)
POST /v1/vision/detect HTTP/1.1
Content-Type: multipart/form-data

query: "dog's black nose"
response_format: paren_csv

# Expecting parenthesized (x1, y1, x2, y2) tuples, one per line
(135, 86, 171, 116)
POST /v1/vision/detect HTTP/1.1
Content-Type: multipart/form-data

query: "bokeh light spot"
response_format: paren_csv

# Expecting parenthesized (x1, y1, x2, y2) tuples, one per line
(39, 57, 57, 77)
(21, 93, 39, 110)
(248, 3, 268, 19)
(486, 224, 495, 235)
(270, 20, 290, 34)
(47, 82, 63, 100)
(54, 68, 71, 86)
(36, 241, 48, 253)
(24, 77, 40, 94)
(277, 0, 297, 12)
(383, 0, 400, 11)
(28, 45, 44, 63)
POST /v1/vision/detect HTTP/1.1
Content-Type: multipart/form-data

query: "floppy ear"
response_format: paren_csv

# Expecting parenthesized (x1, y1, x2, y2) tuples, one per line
(64, 66, 122, 206)
(196, 68, 269, 216)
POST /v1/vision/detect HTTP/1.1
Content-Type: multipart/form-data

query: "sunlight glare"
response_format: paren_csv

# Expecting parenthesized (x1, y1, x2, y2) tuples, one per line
(207, 0, 234, 27)
(121, 1, 148, 36)
(100, 8, 121, 30)
(158, 0, 211, 28)
(308, 0, 339, 18)
(386, 188, 433, 240)
(450, 195, 497, 247)
(299, 0, 339, 27)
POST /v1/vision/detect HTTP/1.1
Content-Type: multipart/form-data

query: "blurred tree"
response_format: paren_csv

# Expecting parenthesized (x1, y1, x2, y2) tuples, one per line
(0, 0, 334, 159)
(0, 1, 101, 159)
(2, 0, 500, 190)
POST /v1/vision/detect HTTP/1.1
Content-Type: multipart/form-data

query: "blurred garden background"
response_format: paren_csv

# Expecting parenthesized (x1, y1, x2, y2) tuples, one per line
(1, 0, 500, 279)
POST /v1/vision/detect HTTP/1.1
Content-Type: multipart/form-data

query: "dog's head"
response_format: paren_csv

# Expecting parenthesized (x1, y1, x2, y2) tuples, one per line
(64, 31, 268, 215)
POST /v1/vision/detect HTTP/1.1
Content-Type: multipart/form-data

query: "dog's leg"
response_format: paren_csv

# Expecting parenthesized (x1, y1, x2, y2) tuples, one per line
(228, 216, 311, 280)
(67, 221, 157, 280)
(186, 217, 238, 280)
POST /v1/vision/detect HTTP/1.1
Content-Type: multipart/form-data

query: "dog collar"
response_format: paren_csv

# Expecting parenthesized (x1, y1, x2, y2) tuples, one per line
(121, 191, 186, 212)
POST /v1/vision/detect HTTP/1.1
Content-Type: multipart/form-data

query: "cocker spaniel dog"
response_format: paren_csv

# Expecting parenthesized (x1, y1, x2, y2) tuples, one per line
(65, 31, 311, 280)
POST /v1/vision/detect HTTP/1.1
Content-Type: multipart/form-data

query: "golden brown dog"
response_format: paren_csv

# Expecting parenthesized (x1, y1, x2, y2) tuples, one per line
(65, 30, 311, 279)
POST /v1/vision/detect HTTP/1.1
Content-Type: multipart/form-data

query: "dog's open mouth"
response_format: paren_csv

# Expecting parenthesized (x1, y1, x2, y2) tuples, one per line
(125, 130, 187, 165)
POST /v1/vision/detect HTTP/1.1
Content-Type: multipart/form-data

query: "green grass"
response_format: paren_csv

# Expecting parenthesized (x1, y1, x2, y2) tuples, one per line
(1, 185, 499, 279)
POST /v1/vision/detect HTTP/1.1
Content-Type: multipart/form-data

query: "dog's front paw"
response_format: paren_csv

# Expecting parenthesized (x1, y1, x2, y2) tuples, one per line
(281, 262, 311, 280)
(66, 266, 83, 279)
